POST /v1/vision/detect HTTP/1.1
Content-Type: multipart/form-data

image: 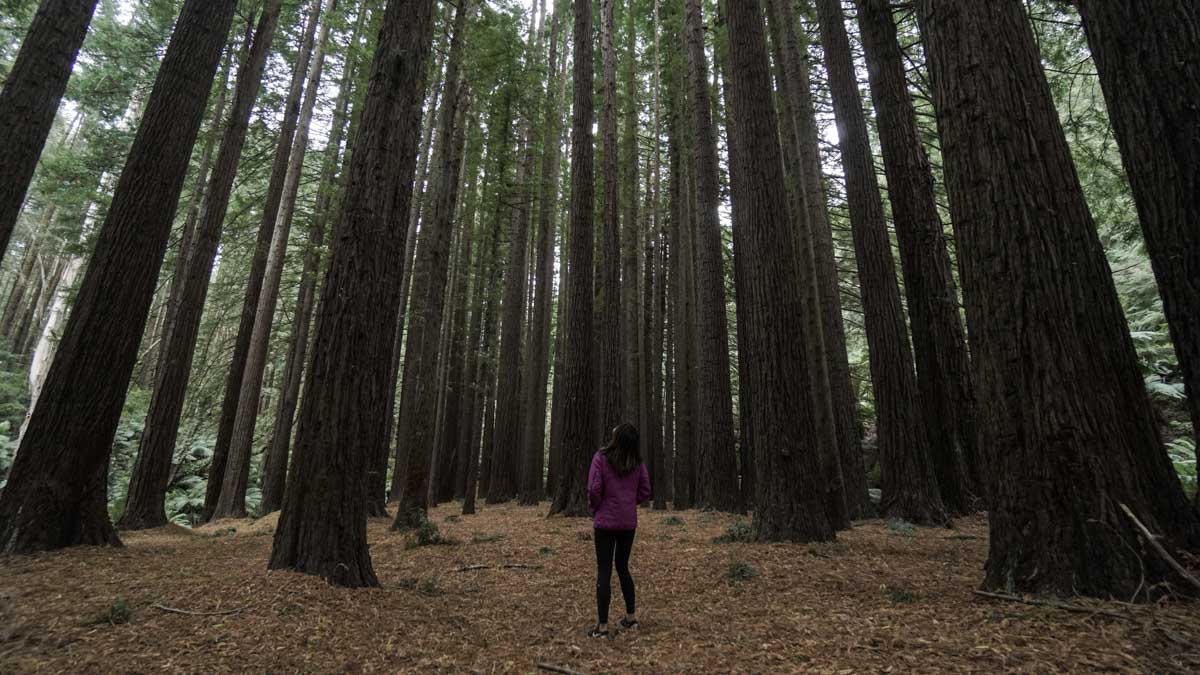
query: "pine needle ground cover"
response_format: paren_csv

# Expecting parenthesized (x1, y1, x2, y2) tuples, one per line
(2, 504, 1199, 673)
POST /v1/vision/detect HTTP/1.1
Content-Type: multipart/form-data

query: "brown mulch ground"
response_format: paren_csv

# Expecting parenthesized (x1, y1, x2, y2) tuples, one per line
(2, 503, 1199, 673)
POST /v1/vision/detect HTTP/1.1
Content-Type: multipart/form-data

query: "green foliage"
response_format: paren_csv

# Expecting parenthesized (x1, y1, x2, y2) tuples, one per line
(538, 546, 554, 555)
(884, 586, 916, 604)
(407, 517, 457, 548)
(663, 516, 685, 526)
(84, 598, 131, 626)
(1166, 437, 1196, 499)
(713, 520, 754, 544)
(886, 518, 916, 537)
(726, 561, 757, 582)
(471, 533, 505, 544)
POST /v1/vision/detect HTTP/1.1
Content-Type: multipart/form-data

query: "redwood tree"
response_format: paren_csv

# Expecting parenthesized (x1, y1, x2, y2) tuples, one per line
(918, 0, 1200, 597)
(725, 0, 833, 543)
(549, 0, 596, 517)
(0, 0, 99, 257)
(269, 0, 436, 587)
(815, 0, 946, 525)
(596, 0, 621, 435)
(1073, 0, 1200, 481)
(0, 0, 237, 552)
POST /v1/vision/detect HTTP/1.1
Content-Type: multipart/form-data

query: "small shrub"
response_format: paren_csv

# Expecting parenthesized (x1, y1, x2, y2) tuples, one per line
(538, 546, 554, 555)
(885, 586, 917, 604)
(576, 531, 592, 541)
(885, 518, 916, 536)
(713, 520, 754, 544)
(210, 527, 237, 538)
(471, 533, 505, 544)
(444, 515, 460, 523)
(663, 516, 685, 526)
(726, 561, 758, 582)
(85, 598, 131, 626)
(417, 578, 441, 596)
(406, 517, 457, 548)
(396, 577, 419, 591)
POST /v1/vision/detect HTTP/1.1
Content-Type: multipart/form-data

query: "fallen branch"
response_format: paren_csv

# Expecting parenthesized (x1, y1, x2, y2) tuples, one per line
(454, 564, 543, 572)
(972, 591, 1128, 620)
(1118, 503, 1200, 594)
(151, 604, 245, 617)
(536, 663, 587, 675)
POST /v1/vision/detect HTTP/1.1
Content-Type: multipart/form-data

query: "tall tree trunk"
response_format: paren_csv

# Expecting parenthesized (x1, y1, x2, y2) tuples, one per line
(462, 198, 503, 514)
(1074, 0, 1200, 486)
(0, 0, 99, 257)
(0, 0, 237, 552)
(520, 4, 565, 506)
(259, 4, 364, 515)
(815, 0, 946, 525)
(667, 69, 696, 510)
(788, 1, 870, 519)
(548, 0, 596, 516)
(215, 0, 337, 520)
(546, 196, 570, 499)
(594, 0, 622, 440)
(683, 0, 740, 512)
(204, 0, 323, 522)
(645, 0, 666, 511)
(1, 231, 45, 340)
(119, 0, 286, 531)
(917, 0, 1200, 597)
(725, 0, 833, 543)
(619, 0, 641, 429)
(856, 0, 977, 514)
(268, 0, 436, 588)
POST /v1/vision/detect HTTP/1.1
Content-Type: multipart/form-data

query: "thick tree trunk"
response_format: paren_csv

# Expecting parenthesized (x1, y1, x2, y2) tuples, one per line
(215, 1, 336, 521)
(594, 0, 622, 441)
(548, 0, 596, 517)
(119, 0, 285, 531)
(462, 209, 503, 514)
(856, 0, 977, 514)
(0, 0, 99, 257)
(683, 0, 739, 513)
(816, 0, 946, 525)
(668, 78, 696, 510)
(1074, 0, 1200, 486)
(203, 0, 323, 522)
(259, 5, 363, 515)
(268, 0, 436, 587)
(724, 0, 834, 543)
(0, 0, 237, 552)
(918, 0, 1200, 597)
(619, 0, 641, 429)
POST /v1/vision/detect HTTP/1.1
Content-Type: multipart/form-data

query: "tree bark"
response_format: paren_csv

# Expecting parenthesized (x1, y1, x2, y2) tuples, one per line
(548, 0, 596, 517)
(917, 0, 1200, 597)
(724, 0, 834, 543)
(855, 0, 977, 514)
(619, 0, 641, 429)
(0, 0, 99, 257)
(594, 0, 622, 442)
(119, 0, 285, 531)
(667, 65, 696, 510)
(268, 0, 436, 587)
(815, 0, 946, 525)
(215, 0, 337, 520)
(0, 0, 237, 552)
(1074, 0, 1200, 487)
(203, 0, 323, 522)
(683, 0, 739, 512)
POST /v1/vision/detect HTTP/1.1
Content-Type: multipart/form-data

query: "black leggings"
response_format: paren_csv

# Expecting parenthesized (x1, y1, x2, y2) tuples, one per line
(594, 528, 636, 625)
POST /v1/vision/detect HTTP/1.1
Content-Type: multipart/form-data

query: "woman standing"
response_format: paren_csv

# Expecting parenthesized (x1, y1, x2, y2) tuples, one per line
(587, 423, 652, 638)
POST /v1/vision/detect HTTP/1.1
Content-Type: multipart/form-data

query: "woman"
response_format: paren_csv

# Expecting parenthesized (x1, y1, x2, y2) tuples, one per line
(587, 423, 651, 639)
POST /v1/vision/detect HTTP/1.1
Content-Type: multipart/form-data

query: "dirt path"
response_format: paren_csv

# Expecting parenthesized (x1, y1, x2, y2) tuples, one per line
(2, 504, 1198, 673)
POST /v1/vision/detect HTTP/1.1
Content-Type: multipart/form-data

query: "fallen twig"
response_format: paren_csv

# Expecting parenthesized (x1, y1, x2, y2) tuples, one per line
(1119, 503, 1200, 594)
(454, 564, 543, 572)
(151, 604, 245, 617)
(972, 591, 1128, 620)
(536, 663, 587, 675)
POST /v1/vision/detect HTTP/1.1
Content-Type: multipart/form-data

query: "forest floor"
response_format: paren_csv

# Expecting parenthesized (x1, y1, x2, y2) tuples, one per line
(3, 503, 1200, 674)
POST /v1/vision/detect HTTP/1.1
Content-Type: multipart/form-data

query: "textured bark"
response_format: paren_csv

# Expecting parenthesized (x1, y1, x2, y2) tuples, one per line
(391, 2, 472, 528)
(548, 0, 596, 517)
(119, 0, 283, 531)
(724, 0, 834, 543)
(1, 232, 45, 340)
(855, 0, 977, 514)
(619, 0, 641, 428)
(204, 0, 323, 521)
(683, 0, 739, 512)
(595, 0, 622, 438)
(646, 0, 666, 511)
(918, 0, 1200, 596)
(268, 0, 436, 587)
(788, 3, 870, 519)
(816, 0, 946, 525)
(215, 1, 336, 520)
(0, 0, 237, 552)
(546, 196, 570, 499)
(0, 0, 98, 257)
(260, 7, 363, 515)
(668, 74, 696, 510)
(520, 6, 566, 506)
(1074, 0, 1200, 484)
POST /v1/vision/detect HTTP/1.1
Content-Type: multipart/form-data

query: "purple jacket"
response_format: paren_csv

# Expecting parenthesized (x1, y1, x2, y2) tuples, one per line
(588, 451, 652, 530)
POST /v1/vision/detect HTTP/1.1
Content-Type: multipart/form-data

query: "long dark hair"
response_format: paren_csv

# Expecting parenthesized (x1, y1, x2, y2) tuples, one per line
(601, 423, 642, 476)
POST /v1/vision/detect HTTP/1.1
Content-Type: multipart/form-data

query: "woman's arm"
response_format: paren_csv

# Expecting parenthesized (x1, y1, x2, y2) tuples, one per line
(587, 453, 604, 513)
(636, 463, 651, 504)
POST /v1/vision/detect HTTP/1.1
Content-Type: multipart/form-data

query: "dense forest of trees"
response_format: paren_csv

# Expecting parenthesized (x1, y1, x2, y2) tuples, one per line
(0, 0, 1196, 598)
